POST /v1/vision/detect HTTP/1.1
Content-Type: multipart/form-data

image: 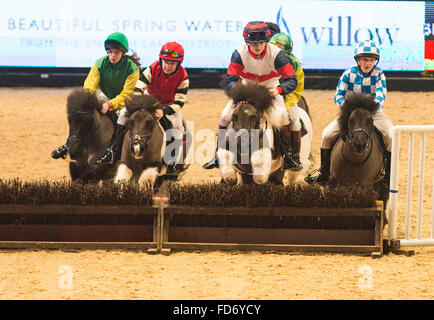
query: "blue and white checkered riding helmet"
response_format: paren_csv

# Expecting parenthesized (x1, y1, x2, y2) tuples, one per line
(354, 40, 380, 60)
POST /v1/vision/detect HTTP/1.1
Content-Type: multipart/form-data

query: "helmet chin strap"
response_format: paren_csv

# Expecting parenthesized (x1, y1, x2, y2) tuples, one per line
(355, 58, 380, 76)
(159, 58, 181, 75)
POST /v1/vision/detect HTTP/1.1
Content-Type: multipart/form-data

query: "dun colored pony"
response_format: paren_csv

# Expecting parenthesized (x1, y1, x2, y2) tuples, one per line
(66, 88, 116, 182)
(217, 82, 312, 185)
(114, 94, 165, 186)
(330, 93, 386, 189)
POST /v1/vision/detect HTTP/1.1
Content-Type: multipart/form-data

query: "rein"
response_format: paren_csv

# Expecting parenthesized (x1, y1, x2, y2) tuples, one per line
(74, 110, 94, 118)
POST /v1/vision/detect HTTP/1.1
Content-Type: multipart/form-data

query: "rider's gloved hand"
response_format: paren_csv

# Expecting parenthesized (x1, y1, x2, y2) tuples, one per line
(101, 101, 112, 114)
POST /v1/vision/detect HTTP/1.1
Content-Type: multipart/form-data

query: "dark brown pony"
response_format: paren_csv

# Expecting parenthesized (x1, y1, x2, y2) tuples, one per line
(66, 88, 116, 182)
(330, 93, 385, 187)
(114, 94, 165, 186)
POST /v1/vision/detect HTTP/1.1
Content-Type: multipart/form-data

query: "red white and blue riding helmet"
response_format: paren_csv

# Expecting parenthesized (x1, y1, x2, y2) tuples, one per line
(354, 40, 380, 60)
(243, 21, 271, 43)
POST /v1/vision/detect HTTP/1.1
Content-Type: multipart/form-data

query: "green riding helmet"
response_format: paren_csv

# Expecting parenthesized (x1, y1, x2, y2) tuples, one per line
(104, 32, 129, 53)
(270, 33, 293, 56)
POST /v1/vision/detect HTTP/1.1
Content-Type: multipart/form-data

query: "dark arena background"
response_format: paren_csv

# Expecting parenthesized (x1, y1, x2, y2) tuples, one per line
(0, 0, 433, 303)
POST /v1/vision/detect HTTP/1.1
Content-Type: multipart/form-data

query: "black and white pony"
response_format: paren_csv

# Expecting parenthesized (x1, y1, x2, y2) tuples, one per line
(114, 94, 165, 186)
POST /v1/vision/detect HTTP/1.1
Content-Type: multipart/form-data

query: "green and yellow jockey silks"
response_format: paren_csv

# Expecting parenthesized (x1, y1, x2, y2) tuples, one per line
(270, 33, 304, 109)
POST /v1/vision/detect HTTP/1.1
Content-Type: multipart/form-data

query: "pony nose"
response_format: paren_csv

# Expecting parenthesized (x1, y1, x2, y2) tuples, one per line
(355, 142, 368, 154)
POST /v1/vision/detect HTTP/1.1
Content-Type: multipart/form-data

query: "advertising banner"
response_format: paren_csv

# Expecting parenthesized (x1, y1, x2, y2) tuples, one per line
(0, 0, 426, 71)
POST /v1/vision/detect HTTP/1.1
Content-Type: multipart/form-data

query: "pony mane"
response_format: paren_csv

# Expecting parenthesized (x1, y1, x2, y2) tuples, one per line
(225, 82, 274, 113)
(125, 94, 161, 116)
(337, 93, 379, 137)
(67, 88, 99, 116)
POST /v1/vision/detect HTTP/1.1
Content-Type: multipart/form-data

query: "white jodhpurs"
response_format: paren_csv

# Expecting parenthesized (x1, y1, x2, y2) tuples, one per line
(117, 108, 129, 125)
(287, 103, 302, 131)
(321, 109, 393, 151)
(219, 94, 290, 129)
(166, 110, 184, 140)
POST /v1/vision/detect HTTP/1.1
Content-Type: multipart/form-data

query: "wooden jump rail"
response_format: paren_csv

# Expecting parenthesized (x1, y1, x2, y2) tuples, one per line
(160, 202, 385, 258)
(0, 202, 385, 257)
(0, 204, 158, 252)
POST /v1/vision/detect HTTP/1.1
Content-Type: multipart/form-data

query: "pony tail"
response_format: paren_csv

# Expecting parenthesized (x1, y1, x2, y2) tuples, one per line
(126, 51, 141, 67)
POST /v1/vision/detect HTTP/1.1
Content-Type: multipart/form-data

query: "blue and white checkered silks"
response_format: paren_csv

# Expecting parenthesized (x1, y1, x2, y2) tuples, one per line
(354, 40, 380, 59)
(334, 66, 387, 109)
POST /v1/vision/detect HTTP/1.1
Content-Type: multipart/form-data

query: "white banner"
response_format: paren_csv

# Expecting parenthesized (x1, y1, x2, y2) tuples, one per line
(0, 0, 425, 70)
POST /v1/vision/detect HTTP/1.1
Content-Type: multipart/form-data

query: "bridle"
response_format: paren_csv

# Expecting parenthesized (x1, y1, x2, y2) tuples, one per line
(128, 109, 155, 155)
(232, 100, 265, 137)
(344, 123, 373, 166)
(130, 130, 152, 151)
(231, 101, 271, 175)
(348, 127, 371, 147)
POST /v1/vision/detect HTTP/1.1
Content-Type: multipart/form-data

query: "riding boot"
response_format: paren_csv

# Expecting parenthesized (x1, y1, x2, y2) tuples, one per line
(304, 148, 331, 184)
(166, 139, 186, 175)
(97, 124, 127, 165)
(51, 136, 70, 159)
(281, 124, 297, 170)
(288, 130, 303, 172)
(203, 125, 226, 169)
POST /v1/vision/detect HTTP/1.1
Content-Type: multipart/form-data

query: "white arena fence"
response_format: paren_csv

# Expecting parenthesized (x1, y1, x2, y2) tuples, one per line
(388, 125, 434, 248)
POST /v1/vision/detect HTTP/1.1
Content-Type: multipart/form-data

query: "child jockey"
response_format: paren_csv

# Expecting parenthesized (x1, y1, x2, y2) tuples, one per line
(134, 41, 189, 175)
(51, 32, 140, 164)
(269, 32, 305, 171)
(305, 40, 393, 185)
(203, 21, 298, 170)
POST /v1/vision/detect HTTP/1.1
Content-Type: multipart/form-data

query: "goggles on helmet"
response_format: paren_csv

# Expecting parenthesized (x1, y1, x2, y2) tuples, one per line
(245, 32, 268, 43)
(160, 49, 182, 59)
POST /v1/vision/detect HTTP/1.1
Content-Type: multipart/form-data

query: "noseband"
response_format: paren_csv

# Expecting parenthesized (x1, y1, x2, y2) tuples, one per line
(348, 127, 371, 148)
(344, 127, 373, 165)
(233, 101, 264, 137)
(130, 129, 152, 150)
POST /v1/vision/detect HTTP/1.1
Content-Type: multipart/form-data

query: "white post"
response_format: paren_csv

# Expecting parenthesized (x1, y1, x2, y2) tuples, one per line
(405, 133, 414, 240)
(416, 133, 426, 239)
(432, 168, 434, 239)
(388, 127, 401, 240)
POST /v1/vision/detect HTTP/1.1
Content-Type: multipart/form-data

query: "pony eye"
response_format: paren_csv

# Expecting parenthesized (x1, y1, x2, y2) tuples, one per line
(232, 115, 238, 121)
